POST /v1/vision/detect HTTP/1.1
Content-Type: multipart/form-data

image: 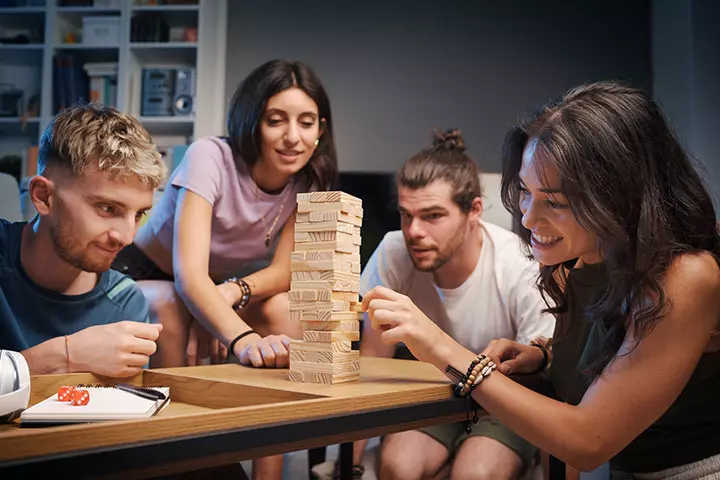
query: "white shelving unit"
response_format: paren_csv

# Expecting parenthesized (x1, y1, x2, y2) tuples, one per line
(0, 0, 227, 180)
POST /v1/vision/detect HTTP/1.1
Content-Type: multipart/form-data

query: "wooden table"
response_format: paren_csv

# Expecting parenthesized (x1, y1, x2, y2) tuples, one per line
(0, 357, 469, 479)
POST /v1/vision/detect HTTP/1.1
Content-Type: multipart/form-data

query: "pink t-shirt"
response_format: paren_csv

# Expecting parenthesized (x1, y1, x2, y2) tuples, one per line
(145, 137, 306, 278)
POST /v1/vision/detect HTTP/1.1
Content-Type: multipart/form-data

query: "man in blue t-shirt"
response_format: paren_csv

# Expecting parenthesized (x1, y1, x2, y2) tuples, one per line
(0, 104, 167, 377)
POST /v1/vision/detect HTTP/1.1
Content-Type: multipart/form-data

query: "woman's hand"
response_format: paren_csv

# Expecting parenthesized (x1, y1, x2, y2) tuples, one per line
(235, 334, 292, 368)
(482, 339, 545, 376)
(362, 286, 456, 366)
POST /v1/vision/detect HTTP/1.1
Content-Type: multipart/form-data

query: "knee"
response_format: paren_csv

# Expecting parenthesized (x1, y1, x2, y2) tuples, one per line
(141, 281, 191, 337)
(379, 441, 423, 480)
(253, 293, 300, 338)
(450, 460, 498, 480)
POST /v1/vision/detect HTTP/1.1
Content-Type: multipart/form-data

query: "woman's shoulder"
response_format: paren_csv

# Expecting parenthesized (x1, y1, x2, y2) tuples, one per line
(185, 136, 234, 164)
(665, 251, 720, 293)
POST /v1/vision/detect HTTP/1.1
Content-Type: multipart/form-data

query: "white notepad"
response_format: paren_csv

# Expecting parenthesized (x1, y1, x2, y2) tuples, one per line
(20, 387, 170, 424)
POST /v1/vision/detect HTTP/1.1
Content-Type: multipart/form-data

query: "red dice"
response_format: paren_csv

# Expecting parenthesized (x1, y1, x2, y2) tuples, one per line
(57, 385, 75, 402)
(72, 389, 90, 406)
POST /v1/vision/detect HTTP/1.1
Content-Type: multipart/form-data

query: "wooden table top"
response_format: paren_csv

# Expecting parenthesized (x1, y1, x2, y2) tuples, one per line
(0, 357, 458, 465)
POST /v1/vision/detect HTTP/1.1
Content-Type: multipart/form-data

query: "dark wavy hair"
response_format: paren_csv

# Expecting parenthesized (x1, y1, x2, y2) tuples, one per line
(397, 129, 483, 213)
(500, 81, 720, 374)
(227, 59, 338, 191)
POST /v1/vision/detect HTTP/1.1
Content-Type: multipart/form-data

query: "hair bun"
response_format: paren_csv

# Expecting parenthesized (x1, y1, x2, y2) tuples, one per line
(431, 128, 466, 152)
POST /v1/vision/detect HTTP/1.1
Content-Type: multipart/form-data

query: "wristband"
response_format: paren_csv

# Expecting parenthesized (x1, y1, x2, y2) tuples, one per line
(229, 330, 259, 356)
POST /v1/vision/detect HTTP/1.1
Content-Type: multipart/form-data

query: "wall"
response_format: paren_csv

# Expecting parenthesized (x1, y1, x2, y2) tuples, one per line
(225, 0, 652, 173)
(653, 0, 720, 207)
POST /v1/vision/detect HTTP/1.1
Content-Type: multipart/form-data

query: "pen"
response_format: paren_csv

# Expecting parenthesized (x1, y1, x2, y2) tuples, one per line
(116, 384, 166, 401)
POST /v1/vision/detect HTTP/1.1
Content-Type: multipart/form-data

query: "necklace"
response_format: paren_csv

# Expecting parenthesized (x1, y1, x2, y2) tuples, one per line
(254, 178, 286, 248)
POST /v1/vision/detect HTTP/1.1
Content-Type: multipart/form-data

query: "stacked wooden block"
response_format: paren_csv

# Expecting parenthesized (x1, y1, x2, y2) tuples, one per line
(288, 191, 364, 384)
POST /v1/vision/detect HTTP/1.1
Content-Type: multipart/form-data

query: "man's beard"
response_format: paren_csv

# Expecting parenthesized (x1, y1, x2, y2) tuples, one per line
(407, 222, 468, 272)
(49, 222, 112, 273)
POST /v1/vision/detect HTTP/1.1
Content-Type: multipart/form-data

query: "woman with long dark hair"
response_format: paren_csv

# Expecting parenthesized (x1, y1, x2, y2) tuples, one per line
(363, 81, 720, 478)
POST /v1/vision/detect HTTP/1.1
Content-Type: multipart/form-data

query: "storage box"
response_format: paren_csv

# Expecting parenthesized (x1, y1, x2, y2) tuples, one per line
(82, 16, 120, 47)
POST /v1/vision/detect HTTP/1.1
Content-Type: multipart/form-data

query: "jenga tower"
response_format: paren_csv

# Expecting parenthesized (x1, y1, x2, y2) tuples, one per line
(288, 191, 364, 384)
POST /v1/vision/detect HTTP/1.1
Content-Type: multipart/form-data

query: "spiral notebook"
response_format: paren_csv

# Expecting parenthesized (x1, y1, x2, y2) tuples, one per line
(20, 386, 170, 424)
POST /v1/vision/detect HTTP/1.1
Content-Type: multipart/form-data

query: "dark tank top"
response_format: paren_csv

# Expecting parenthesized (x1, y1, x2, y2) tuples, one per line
(550, 262, 720, 473)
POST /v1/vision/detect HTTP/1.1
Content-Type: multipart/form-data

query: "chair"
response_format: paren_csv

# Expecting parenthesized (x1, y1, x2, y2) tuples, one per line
(0, 173, 22, 222)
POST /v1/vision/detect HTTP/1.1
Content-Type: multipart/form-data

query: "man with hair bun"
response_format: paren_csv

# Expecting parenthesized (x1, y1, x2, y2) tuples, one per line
(0, 103, 167, 378)
(348, 129, 554, 480)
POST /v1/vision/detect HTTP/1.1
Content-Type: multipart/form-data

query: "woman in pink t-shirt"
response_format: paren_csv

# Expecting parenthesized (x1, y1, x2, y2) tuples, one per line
(112, 59, 338, 372)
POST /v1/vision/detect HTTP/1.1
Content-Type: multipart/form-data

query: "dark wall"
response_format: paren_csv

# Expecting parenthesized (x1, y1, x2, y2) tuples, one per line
(225, 0, 652, 173)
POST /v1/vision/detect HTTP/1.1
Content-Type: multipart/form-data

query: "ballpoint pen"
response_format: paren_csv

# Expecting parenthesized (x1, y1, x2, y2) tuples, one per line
(115, 383, 166, 401)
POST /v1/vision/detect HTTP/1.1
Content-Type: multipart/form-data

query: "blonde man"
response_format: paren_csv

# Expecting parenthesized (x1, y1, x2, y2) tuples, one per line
(0, 104, 167, 377)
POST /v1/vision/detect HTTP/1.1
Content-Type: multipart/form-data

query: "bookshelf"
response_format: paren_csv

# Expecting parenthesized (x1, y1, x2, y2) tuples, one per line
(0, 0, 227, 186)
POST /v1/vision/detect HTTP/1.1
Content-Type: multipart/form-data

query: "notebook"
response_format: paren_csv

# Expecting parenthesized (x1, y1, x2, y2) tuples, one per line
(20, 386, 170, 424)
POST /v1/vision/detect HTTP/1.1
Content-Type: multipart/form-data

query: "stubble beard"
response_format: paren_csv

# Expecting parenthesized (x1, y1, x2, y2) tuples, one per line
(49, 221, 111, 273)
(408, 221, 469, 273)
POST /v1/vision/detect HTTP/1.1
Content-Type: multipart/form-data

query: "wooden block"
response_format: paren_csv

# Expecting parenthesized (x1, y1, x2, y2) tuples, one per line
(297, 201, 359, 215)
(290, 350, 359, 364)
(291, 251, 360, 263)
(291, 260, 360, 273)
(288, 370, 360, 384)
(349, 302, 364, 312)
(310, 210, 363, 226)
(290, 310, 363, 322)
(294, 231, 361, 246)
(301, 320, 360, 332)
(294, 221, 356, 234)
(290, 359, 360, 374)
(291, 280, 360, 293)
(292, 241, 359, 254)
(288, 300, 350, 312)
(296, 211, 363, 226)
(288, 289, 359, 302)
(291, 270, 360, 282)
(291, 273, 360, 293)
(289, 340, 352, 352)
(308, 191, 362, 205)
(296, 193, 310, 203)
(303, 330, 360, 342)
(290, 271, 360, 292)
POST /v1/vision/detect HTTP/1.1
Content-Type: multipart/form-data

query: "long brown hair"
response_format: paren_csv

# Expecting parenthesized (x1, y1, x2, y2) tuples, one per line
(501, 81, 720, 374)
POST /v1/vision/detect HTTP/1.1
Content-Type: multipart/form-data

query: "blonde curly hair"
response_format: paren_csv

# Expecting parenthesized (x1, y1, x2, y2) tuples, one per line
(38, 104, 166, 188)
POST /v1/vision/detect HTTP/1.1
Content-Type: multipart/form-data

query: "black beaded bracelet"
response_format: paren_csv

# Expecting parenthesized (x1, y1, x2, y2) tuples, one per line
(225, 277, 252, 308)
(229, 330, 259, 356)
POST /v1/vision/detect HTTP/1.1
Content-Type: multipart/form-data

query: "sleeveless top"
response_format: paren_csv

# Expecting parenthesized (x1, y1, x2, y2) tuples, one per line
(549, 262, 720, 473)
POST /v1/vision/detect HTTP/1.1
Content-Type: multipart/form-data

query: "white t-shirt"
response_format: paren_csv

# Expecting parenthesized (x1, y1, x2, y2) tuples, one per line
(360, 221, 555, 352)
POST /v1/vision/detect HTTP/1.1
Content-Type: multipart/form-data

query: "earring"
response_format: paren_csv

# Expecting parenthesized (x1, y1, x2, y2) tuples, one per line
(314, 138, 320, 147)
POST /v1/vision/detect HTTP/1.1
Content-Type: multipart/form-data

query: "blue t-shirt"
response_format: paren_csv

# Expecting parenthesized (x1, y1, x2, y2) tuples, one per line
(0, 220, 150, 352)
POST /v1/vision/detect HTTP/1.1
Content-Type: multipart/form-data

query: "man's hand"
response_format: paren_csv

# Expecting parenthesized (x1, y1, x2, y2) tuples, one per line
(235, 334, 292, 368)
(68, 321, 163, 377)
(186, 319, 227, 366)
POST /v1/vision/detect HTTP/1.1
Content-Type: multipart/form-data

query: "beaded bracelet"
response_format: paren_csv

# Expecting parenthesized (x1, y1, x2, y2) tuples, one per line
(225, 277, 252, 308)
